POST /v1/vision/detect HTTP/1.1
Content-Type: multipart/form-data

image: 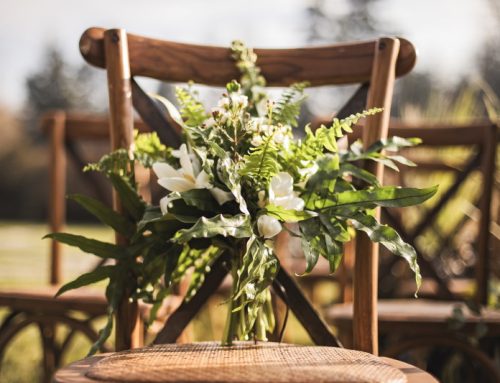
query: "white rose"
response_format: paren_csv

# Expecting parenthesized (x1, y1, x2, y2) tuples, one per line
(269, 172, 304, 211)
(257, 215, 282, 238)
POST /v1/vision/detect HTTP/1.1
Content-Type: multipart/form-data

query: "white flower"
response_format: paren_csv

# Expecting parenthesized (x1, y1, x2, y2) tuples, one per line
(153, 144, 234, 213)
(269, 172, 304, 211)
(153, 144, 211, 193)
(257, 215, 282, 238)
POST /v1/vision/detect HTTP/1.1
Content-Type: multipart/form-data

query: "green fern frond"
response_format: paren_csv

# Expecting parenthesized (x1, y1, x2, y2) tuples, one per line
(272, 82, 309, 127)
(331, 108, 382, 138)
(240, 134, 280, 186)
(175, 85, 208, 127)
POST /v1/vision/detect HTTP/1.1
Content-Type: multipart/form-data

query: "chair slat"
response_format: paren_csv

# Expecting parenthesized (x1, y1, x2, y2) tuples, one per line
(80, 27, 416, 87)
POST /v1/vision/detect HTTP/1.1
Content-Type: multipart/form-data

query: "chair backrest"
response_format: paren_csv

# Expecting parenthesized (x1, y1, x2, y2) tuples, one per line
(79, 27, 417, 354)
(42, 111, 148, 285)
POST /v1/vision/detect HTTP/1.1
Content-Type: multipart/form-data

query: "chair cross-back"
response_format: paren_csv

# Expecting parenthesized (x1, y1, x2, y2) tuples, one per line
(78, 27, 416, 356)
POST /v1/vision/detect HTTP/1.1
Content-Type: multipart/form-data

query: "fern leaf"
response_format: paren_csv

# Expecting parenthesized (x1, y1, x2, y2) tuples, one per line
(240, 135, 280, 186)
(272, 82, 309, 127)
(175, 85, 208, 127)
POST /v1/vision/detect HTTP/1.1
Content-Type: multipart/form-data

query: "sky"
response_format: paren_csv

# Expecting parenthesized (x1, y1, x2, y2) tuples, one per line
(0, 0, 498, 110)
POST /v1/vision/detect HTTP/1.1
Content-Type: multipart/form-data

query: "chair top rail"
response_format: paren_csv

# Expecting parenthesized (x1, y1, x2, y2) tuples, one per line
(41, 111, 149, 140)
(79, 27, 416, 87)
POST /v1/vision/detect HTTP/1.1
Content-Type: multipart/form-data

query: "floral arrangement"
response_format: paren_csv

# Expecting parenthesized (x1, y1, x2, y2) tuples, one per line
(46, 41, 437, 354)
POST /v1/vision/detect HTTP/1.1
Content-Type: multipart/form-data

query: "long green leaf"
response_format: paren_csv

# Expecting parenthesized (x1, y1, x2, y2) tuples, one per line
(69, 194, 135, 237)
(265, 204, 316, 223)
(108, 173, 146, 221)
(347, 211, 421, 293)
(44, 233, 125, 259)
(173, 214, 252, 244)
(55, 265, 114, 297)
(316, 185, 438, 210)
(180, 189, 220, 212)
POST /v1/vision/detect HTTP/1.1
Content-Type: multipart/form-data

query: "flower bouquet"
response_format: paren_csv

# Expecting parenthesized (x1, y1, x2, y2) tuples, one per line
(46, 41, 437, 353)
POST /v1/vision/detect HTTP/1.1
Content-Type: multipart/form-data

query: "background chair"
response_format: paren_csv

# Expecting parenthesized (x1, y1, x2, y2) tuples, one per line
(324, 120, 500, 382)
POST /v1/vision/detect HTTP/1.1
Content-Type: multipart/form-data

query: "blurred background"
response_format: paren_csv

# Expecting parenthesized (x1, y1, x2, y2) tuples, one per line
(0, 0, 499, 382)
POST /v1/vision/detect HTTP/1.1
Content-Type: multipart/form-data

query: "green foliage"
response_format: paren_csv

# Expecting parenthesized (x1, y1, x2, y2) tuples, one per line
(272, 82, 308, 127)
(133, 130, 173, 168)
(173, 214, 253, 244)
(69, 194, 135, 237)
(55, 266, 115, 297)
(44, 233, 125, 259)
(175, 84, 209, 127)
(239, 134, 280, 188)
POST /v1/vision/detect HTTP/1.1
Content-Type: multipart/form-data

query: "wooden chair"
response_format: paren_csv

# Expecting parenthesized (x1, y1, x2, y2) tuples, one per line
(52, 27, 437, 382)
(0, 112, 180, 383)
(325, 120, 500, 382)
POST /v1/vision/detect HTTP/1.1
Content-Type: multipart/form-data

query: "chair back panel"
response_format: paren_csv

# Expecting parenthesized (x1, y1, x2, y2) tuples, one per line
(80, 27, 416, 87)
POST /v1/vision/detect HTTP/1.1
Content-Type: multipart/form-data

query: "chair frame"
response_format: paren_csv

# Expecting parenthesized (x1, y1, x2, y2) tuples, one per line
(79, 27, 417, 355)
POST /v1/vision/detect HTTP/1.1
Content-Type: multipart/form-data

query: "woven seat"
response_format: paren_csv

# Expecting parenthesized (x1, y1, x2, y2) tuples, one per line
(53, 342, 439, 383)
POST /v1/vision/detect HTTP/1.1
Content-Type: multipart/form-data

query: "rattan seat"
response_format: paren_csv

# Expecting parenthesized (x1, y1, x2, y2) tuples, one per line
(53, 342, 437, 383)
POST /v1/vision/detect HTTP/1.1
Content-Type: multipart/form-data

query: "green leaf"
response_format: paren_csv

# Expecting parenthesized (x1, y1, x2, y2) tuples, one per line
(44, 233, 125, 259)
(299, 219, 322, 273)
(55, 265, 114, 297)
(108, 173, 146, 221)
(69, 194, 135, 237)
(272, 82, 308, 127)
(239, 135, 280, 187)
(265, 204, 316, 223)
(366, 136, 421, 153)
(339, 163, 380, 186)
(180, 189, 220, 212)
(346, 211, 421, 293)
(164, 244, 184, 288)
(316, 185, 438, 210)
(173, 214, 253, 244)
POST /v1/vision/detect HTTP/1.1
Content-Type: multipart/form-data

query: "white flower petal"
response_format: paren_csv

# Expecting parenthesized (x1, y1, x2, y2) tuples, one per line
(195, 170, 212, 189)
(274, 195, 305, 211)
(257, 215, 282, 239)
(270, 172, 294, 197)
(210, 187, 234, 205)
(152, 162, 180, 179)
(159, 196, 171, 215)
(178, 144, 195, 180)
(158, 177, 195, 192)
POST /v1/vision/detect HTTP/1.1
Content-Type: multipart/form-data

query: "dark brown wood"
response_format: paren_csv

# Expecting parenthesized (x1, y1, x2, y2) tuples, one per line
(80, 27, 416, 87)
(131, 79, 182, 147)
(46, 111, 67, 285)
(153, 253, 231, 344)
(103, 28, 142, 351)
(475, 123, 497, 304)
(353, 38, 400, 355)
(273, 269, 342, 347)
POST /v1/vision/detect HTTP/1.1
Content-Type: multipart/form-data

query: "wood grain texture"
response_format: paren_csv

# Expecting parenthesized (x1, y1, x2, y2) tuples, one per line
(475, 123, 498, 304)
(103, 28, 143, 351)
(353, 38, 400, 355)
(45, 111, 67, 286)
(80, 27, 416, 87)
